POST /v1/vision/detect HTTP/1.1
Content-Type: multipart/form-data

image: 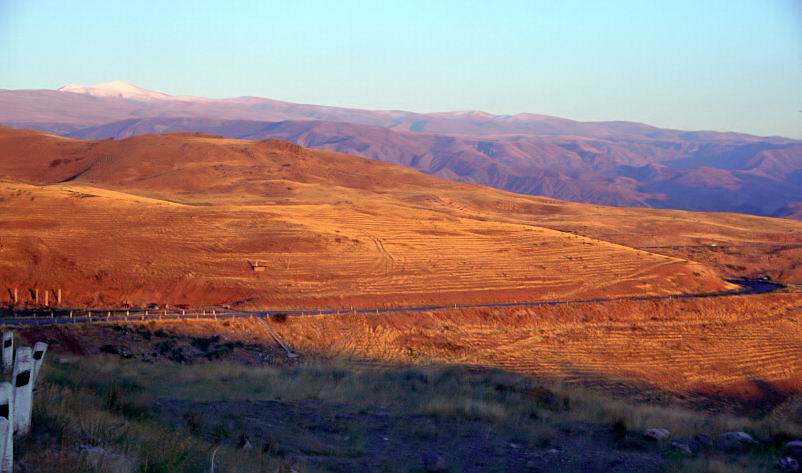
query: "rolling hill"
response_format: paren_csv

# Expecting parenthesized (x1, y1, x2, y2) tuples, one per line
(65, 116, 802, 216)
(1, 83, 800, 218)
(0, 126, 763, 309)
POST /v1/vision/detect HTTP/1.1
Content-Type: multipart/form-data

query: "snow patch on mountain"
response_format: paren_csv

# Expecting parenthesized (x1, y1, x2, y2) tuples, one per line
(58, 81, 204, 102)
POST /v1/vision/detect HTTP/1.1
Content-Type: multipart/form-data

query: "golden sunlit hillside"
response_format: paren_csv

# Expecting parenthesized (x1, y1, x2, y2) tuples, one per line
(0, 127, 740, 309)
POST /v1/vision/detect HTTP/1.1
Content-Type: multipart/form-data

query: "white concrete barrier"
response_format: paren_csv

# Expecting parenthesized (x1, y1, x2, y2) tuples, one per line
(1, 334, 12, 373)
(31, 342, 47, 386)
(0, 383, 13, 472)
(0, 418, 8, 473)
(12, 347, 33, 436)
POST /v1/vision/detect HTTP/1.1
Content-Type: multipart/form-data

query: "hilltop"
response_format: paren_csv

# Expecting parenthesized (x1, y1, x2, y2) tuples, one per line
(1, 83, 800, 218)
(0, 126, 761, 309)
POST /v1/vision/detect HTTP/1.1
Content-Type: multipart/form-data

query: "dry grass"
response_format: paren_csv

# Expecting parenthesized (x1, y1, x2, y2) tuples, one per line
(0, 178, 725, 310)
(21, 359, 303, 473)
(36, 290, 799, 411)
(3, 127, 784, 310)
(20, 354, 802, 472)
(253, 293, 802, 402)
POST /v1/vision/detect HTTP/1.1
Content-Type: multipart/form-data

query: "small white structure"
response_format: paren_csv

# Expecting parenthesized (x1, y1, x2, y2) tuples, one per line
(0, 335, 49, 468)
(1, 334, 12, 373)
(0, 383, 11, 473)
(12, 347, 32, 436)
(31, 342, 47, 386)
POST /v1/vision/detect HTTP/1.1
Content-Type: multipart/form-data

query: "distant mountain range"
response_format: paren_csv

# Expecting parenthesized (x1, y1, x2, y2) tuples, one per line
(1, 81, 800, 218)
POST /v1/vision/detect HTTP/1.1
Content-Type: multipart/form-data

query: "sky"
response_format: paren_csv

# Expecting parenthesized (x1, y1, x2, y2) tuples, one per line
(0, 0, 800, 137)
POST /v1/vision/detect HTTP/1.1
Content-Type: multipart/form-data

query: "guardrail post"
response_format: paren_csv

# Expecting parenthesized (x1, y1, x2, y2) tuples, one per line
(0, 382, 13, 473)
(12, 347, 33, 436)
(11, 289, 16, 305)
(57, 288, 62, 305)
(43, 291, 48, 307)
(1, 334, 12, 373)
(31, 342, 47, 385)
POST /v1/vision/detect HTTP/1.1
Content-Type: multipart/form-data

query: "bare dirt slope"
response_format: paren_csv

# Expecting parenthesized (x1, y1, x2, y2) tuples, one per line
(0, 127, 740, 309)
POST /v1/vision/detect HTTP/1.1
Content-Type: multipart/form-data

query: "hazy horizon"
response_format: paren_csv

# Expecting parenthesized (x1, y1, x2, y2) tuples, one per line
(0, 0, 800, 138)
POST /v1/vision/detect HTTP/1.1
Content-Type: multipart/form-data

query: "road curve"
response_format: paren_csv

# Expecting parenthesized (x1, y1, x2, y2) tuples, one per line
(0, 279, 786, 328)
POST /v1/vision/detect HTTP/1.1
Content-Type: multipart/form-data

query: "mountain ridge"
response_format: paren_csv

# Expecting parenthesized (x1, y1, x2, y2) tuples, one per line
(1, 81, 794, 142)
(1, 83, 800, 219)
(60, 117, 802, 217)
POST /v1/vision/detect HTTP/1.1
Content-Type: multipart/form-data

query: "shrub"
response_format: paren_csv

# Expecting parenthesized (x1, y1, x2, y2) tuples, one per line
(271, 312, 289, 323)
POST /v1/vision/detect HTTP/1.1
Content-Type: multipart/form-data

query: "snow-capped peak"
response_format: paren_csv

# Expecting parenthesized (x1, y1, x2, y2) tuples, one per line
(57, 81, 198, 102)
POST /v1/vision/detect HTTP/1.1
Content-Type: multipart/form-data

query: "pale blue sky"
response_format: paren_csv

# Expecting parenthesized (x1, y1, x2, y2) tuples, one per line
(0, 0, 800, 137)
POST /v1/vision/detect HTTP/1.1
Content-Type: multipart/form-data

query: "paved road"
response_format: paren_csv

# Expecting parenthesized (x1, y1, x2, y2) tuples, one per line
(636, 244, 802, 250)
(0, 279, 787, 328)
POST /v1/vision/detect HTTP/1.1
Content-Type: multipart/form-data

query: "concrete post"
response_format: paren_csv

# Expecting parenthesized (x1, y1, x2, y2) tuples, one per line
(12, 347, 33, 435)
(0, 383, 13, 472)
(32, 342, 47, 386)
(1, 334, 12, 373)
(0, 418, 7, 473)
